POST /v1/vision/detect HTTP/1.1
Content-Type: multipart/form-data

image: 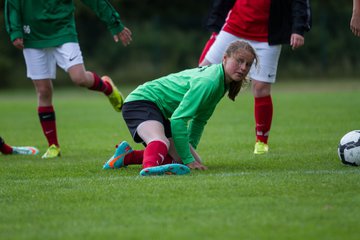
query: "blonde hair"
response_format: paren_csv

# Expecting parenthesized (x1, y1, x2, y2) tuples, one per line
(225, 40, 258, 101)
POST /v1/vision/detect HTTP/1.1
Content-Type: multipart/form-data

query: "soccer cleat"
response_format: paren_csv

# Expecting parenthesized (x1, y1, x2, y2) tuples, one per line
(254, 141, 269, 155)
(42, 144, 61, 159)
(103, 141, 133, 169)
(12, 146, 39, 155)
(102, 75, 124, 112)
(140, 163, 190, 176)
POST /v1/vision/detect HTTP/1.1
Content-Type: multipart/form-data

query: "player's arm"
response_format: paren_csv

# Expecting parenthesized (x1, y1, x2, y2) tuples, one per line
(290, 0, 311, 50)
(170, 117, 193, 165)
(80, 0, 132, 45)
(188, 145, 208, 170)
(170, 81, 215, 168)
(351, 0, 360, 37)
(190, 142, 202, 163)
(167, 137, 206, 170)
(185, 105, 216, 171)
(188, 108, 216, 150)
(206, 0, 236, 33)
(171, 118, 208, 171)
(4, 0, 24, 49)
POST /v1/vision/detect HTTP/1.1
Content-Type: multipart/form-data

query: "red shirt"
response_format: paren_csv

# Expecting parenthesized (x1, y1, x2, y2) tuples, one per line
(222, 0, 271, 42)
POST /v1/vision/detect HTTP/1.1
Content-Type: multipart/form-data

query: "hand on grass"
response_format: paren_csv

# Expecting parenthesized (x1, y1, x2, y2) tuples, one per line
(187, 161, 207, 170)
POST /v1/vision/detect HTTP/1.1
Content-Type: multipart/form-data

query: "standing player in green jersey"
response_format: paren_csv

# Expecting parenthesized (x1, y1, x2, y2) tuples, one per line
(103, 40, 257, 176)
(4, 0, 132, 159)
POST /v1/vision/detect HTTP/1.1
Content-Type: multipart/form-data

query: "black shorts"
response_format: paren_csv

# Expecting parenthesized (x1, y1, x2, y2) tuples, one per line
(122, 100, 172, 143)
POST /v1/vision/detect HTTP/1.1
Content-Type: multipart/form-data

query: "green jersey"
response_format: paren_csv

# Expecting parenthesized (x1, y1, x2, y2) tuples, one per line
(125, 64, 228, 164)
(5, 0, 124, 48)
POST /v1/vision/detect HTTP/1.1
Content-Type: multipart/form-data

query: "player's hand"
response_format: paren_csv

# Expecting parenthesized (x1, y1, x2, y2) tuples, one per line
(113, 27, 132, 46)
(190, 145, 202, 163)
(187, 161, 207, 170)
(350, 12, 360, 37)
(13, 38, 24, 50)
(290, 33, 304, 50)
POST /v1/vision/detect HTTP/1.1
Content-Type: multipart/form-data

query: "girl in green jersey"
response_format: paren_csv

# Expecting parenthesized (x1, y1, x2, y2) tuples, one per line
(103, 40, 257, 176)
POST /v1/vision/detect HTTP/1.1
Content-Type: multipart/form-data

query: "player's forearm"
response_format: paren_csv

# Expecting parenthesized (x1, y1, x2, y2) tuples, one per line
(188, 120, 206, 149)
(171, 119, 195, 165)
(190, 145, 202, 163)
(354, 0, 360, 13)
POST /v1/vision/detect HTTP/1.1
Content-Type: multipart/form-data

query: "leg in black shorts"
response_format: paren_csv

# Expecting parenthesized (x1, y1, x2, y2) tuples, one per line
(121, 100, 172, 143)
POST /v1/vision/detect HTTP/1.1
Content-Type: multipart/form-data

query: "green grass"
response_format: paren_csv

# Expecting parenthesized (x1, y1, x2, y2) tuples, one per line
(0, 80, 360, 240)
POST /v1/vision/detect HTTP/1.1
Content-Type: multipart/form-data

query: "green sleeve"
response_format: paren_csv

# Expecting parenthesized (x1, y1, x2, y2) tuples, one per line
(80, 0, 124, 35)
(4, 0, 23, 42)
(171, 118, 193, 164)
(188, 108, 216, 149)
(171, 80, 217, 164)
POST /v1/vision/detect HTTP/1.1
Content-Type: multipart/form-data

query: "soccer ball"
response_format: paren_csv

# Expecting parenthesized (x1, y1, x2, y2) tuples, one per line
(338, 130, 360, 166)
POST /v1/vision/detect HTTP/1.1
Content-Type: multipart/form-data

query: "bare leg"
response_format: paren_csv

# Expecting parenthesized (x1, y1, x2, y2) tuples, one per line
(136, 120, 169, 168)
(33, 79, 59, 150)
(67, 63, 94, 88)
(33, 79, 53, 106)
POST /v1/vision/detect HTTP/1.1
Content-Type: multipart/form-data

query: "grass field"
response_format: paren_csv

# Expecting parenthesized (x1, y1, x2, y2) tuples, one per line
(1, 80, 360, 240)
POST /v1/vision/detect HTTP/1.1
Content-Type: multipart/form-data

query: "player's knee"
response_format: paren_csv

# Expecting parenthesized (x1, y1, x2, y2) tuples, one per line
(149, 138, 170, 149)
(37, 88, 52, 102)
(162, 138, 170, 148)
(252, 81, 271, 97)
(70, 73, 87, 87)
(68, 65, 89, 87)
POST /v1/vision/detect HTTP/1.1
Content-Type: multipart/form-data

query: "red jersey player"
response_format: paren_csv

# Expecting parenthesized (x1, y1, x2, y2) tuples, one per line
(199, 0, 311, 154)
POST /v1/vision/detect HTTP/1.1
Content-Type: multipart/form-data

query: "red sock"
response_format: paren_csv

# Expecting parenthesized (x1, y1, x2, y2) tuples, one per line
(0, 137, 13, 154)
(124, 151, 173, 166)
(88, 72, 112, 95)
(254, 96, 273, 144)
(124, 150, 144, 165)
(38, 106, 59, 147)
(161, 154, 174, 165)
(142, 141, 168, 169)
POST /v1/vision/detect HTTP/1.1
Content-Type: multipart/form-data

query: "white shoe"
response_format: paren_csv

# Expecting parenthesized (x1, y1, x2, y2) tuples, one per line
(12, 146, 39, 155)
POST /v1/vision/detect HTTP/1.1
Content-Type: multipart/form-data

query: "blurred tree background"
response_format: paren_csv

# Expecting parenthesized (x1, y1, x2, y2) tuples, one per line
(0, 0, 359, 89)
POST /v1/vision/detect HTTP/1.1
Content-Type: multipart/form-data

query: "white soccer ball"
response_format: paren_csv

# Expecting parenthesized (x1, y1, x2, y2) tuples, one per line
(338, 130, 360, 166)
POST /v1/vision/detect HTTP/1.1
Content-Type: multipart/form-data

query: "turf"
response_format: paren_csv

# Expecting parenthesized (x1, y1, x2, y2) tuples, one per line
(0, 80, 360, 240)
